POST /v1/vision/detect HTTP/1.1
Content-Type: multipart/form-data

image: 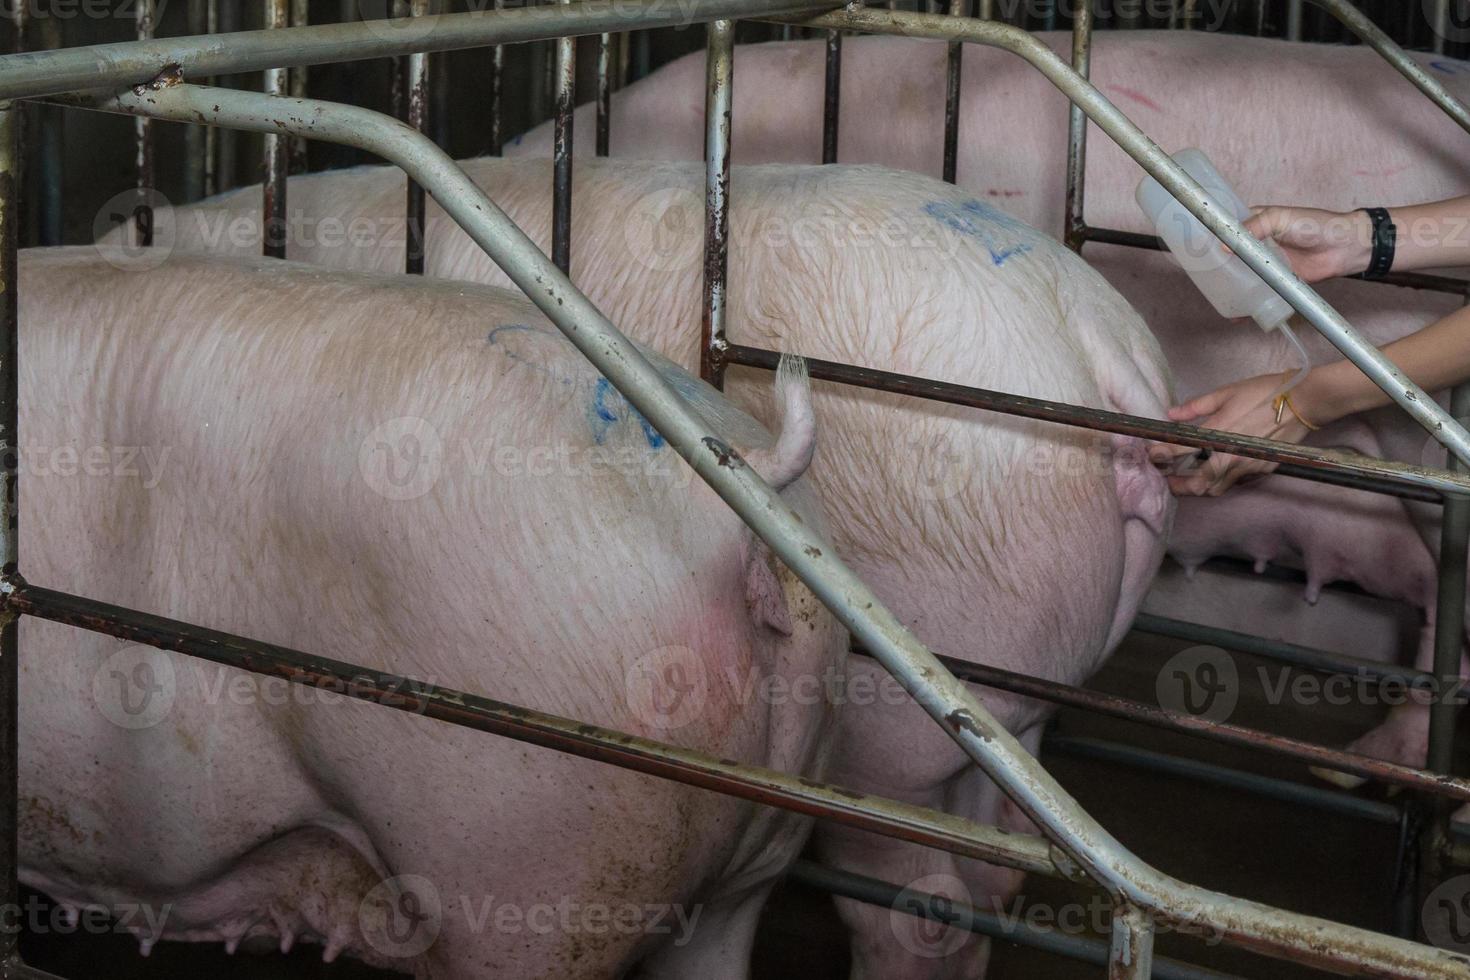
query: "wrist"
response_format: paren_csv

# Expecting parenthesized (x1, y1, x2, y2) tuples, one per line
(1336, 209, 1377, 278)
(1290, 366, 1343, 430)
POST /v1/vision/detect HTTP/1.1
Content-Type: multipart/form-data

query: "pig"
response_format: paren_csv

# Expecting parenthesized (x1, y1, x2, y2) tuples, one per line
(144, 158, 1175, 977)
(17, 247, 845, 979)
(507, 29, 1470, 776)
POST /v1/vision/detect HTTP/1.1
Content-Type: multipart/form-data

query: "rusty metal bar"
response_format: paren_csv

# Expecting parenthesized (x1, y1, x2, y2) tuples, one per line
(406, 0, 431, 276)
(289, 0, 308, 172)
(0, 101, 17, 971)
(1110, 904, 1155, 980)
(489, 0, 505, 156)
(701, 19, 734, 389)
(822, 28, 840, 164)
(596, 31, 612, 157)
(853, 641, 1470, 803)
(789, 861, 1238, 980)
(941, 0, 966, 184)
(552, 0, 575, 275)
(134, 0, 154, 248)
(184, 0, 209, 201)
(4, 580, 1070, 882)
(262, 0, 288, 259)
(1063, 0, 1090, 252)
(57, 81, 1470, 977)
(204, 0, 220, 196)
(723, 344, 1470, 502)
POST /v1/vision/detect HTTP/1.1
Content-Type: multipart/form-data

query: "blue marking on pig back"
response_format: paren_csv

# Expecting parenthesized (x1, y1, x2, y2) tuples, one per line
(923, 199, 1035, 266)
(486, 323, 540, 345)
(590, 377, 666, 449)
(1431, 60, 1470, 75)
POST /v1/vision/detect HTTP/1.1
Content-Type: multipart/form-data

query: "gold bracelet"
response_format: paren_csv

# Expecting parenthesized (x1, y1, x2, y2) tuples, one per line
(1272, 391, 1320, 432)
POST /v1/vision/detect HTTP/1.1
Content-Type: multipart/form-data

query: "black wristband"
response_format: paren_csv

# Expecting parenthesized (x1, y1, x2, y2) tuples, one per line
(1362, 207, 1396, 280)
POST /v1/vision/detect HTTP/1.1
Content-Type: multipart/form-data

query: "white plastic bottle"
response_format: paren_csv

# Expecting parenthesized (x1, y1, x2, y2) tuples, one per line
(1136, 148, 1310, 389)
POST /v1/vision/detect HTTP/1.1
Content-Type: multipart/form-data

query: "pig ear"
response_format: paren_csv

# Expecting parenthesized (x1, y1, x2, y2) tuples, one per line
(744, 537, 795, 637)
(1112, 434, 1171, 536)
(745, 355, 817, 492)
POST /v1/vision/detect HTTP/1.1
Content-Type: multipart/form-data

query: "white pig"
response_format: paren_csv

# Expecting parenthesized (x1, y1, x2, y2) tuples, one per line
(18, 247, 843, 979)
(148, 158, 1175, 977)
(507, 29, 1470, 775)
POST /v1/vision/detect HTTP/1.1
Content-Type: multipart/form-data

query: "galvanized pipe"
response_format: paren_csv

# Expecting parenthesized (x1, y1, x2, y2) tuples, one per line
(765, 7, 1470, 472)
(0, 0, 842, 103)
(0, 101, 17, 967)
(204, 0, 220, 196)
(822, 29, 840, 165)
(1306, 0, 1470, 135)
(724, 345, 1470, 503)
(406, 0, 431, 276)
(1286, 0, 1303, 39)
(789, 862, 1240, 980)
(52, 82, 1470, 979)
(184, 0, 209, 201)
(289, 0, 308, 172)
(263, 0, 288, 259)
(6, 580, 1069, 882)
(488, 0, 505, 156)
(552, 0, 575, 275)
(1110, 903, 1155, 980)
(701, 20, 734, 389)
(134, 0, 154, 248)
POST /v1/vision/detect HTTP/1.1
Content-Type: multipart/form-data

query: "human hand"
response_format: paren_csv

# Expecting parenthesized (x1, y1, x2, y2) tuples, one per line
(1147, 372, 1313, 496)
(1241, 206, 1373, 283)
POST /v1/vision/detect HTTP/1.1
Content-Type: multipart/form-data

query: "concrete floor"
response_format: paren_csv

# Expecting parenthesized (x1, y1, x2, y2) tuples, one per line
(15, 566, 1455, 978)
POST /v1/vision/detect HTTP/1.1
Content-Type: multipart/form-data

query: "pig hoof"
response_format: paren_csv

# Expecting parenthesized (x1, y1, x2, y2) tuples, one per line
(1309, 765, 1367, 790)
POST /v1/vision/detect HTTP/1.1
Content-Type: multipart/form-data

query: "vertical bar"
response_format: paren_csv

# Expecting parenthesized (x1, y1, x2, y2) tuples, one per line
(1108, 905, 1155, 980)
(1286, 0, 1304, 40)
(596, 32, 612, 157)
(1419, 379, 1470, 941)
(701, 19, 734, 389)
(0, 102, 19, 966)
(942, 0, 968, 185)
(406, 0, 431, 276)
(977, 0, 992, 16)
(1253, 0, 1268, 36)
(135, 0, 155, 248)
(289, 0, 309, 173)
(184, 0, 208, 201)
(1063, 0, 1092, 253)
(822, 29, 841, 164)
(1170, 0, 1196, 29)
(1431, 0, 1450, 55)
(204, 0, 220, 196)
(217, 0, 239, 192)
(33, 16, 58, 246)
(488, 0, 504, 156)
(552, 1, 576, 275)
(263, 0, 288, 259)
(390, 1, 407, 125)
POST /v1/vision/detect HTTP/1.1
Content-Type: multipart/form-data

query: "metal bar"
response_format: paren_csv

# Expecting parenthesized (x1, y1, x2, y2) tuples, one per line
(552, 0, 575, 275)
(941, 0, 966, 184)
(5, 581, 1068, 882)
(1306, 0, 1470, 136)
(262, 0, 288, 259)
(184, 0, 209, 201)
(596, 31, 611, 156)
(854, 642, 1470, 803)
(789, 862, 1240, 980)
(3, 958, 67, 980)
(822, 28, 840, 164)
(1132, 612, 1435, 689)
(406, 0, 431, 276)
(0, 0, 842, 103)
(134, 0, 154, 248)
(489, 0, 504, 156)
(723, 344, 1470, 503)
(1286, 0, 1303, 39)
(1044, 736, 1403, 827)
(0, 101, 17, 970)
(1431, 0, 1450, 55)
(763, 8, 1470, 472)
(30, 17, 56, 247)
(289, 0, 308, 172)
(1063, 0, 1091, 252)
(52, 83, 1470, 979)
(701, 19, 734, 389)
(1110, 903, 1155, 980)
(204, 0, 219, 196)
